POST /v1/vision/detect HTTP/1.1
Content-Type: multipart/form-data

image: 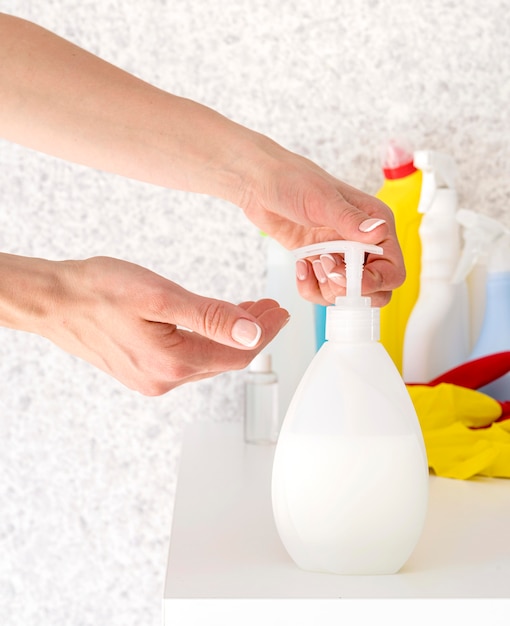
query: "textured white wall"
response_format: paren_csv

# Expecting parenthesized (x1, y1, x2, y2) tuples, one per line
(0, 1, 509, 624)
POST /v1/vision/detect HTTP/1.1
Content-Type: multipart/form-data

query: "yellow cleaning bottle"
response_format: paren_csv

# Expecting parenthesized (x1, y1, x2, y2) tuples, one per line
(376, 140, 423, 373)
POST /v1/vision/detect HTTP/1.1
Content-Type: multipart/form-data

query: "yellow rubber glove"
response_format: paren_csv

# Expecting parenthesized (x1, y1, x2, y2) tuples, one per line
(407, 383, 510, 480)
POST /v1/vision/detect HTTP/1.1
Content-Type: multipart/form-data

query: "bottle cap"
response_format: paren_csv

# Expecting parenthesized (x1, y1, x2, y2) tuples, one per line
(381, 139, 417, 179)
(249, 352, 273, 373)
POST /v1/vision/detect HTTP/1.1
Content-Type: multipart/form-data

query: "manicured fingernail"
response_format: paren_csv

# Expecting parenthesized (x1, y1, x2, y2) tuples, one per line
(320, 254, 336, 274)
(359, 218, 386, 233)
(312, 259, 328, 284)
(296, 259, 308, 281)
(327, 272, 346, 286)
(232, 319, 262, 347)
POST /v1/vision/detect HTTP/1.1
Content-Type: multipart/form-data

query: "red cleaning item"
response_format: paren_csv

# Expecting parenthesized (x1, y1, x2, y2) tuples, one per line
(427, 351, 510, 390)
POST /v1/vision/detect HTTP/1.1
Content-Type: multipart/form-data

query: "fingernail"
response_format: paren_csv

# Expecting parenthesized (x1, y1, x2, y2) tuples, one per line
(232, 319, 262, 347)
(312, 259, 328, 284)
(320, 254, 336, 274)
(327, 272, 346, 286)
(359, 218, 386, 233)
(296, 259, 308, 281)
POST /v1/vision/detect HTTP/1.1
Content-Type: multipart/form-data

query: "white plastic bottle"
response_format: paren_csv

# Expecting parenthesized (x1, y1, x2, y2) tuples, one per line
(402, 151, 470, 383)
(244, 353, 279, 444)
(262, 236, 316, 422)
(272, 241, 429, 576)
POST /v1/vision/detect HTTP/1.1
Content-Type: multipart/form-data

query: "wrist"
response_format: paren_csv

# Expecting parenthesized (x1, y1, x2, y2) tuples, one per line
(0, 253, 67, 336)
(166, 100, 284, 206)
(214, 123, 290, 209)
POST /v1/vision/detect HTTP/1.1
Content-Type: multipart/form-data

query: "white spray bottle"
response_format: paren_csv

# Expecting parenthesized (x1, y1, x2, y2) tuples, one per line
(402, 151, 470, 383)
(451, 209, 508, 351)
(271, 241, 429, 576)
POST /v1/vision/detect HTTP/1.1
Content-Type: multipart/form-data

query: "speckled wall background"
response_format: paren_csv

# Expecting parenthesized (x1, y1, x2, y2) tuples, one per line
(0, 1, 508, 624)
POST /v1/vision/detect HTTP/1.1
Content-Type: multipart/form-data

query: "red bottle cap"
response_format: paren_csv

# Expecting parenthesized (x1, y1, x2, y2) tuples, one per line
(382, 141, 417, 179)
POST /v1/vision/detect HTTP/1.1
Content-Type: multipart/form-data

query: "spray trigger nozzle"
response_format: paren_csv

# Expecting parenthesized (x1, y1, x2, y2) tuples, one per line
(451, 209, 509, 284)
(414, 151, 457, 215)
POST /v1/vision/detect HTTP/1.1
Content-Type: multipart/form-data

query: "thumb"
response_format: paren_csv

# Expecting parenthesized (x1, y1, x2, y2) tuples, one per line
(328, 197, 391, 243)
(169, 290, 289, 350)
(306, 180, 394, 243)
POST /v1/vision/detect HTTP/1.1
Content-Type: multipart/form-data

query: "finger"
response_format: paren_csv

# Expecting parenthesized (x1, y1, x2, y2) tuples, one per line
(296, 254, 395, 308)
(303, 180, 392, 243)
(362, 237, 406, 294)
(338, 189, 407, 294)
(238, 298, 282, 317)
(156, 303, 291, 390)
(237, 300, 256, 310)
(317, 248, 400, 300)
(307, 182, 406, 283)
(295, 259, 330, 305)
(158, 288, 289, 350)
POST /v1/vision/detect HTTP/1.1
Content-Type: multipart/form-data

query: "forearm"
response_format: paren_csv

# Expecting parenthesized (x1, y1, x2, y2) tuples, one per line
(0, 13, 273, 203)
(0, 252, 63, 336)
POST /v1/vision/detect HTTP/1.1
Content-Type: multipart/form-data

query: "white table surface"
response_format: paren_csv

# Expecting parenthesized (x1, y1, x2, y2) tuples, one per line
(163, 422, 510, 624)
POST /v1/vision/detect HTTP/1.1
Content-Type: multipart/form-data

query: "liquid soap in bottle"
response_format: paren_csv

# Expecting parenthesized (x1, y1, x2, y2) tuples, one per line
(271, 241, 429, 575)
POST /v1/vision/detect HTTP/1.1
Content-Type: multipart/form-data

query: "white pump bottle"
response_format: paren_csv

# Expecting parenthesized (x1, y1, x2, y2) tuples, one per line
(271, 241, 429, 576)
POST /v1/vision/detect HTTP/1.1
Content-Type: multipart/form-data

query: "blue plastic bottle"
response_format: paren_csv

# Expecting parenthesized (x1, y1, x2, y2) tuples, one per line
(469, 232, 510, 400)
(452, 209, 507, 352)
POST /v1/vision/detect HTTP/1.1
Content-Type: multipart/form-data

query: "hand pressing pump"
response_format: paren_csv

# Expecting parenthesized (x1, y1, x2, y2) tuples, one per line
(271, 241, 429, 575)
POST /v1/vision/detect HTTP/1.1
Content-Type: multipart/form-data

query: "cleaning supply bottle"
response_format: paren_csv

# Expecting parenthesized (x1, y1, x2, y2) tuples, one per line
(376, 139, 423, 373)
(260, 235, 316, 425)
(451, 209, 508, 351)
(402, 151, 470, 383)
(314, 304, 327, 350)
(244, 353, 279, 444)
(271, 241, 429, 575)
(469, 231, 510, 401)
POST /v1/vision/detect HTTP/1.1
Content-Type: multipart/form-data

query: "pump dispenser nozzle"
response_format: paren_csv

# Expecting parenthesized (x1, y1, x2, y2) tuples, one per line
(293, 240, 383, 301)
(293, 241, 383, 341)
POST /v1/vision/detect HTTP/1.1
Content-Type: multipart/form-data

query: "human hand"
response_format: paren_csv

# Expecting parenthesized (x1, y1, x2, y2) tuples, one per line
(11, 255, 288, 395)
(239, 141, 405, 308)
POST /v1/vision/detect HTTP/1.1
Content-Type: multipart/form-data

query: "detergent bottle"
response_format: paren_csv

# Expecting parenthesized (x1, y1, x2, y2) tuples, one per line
(402, 151, 470, 383)
(376, 139, 423, 373)
(469, 231, 510, 401)
(271, 241, 429, 575)
(452, 209, 508, 351)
